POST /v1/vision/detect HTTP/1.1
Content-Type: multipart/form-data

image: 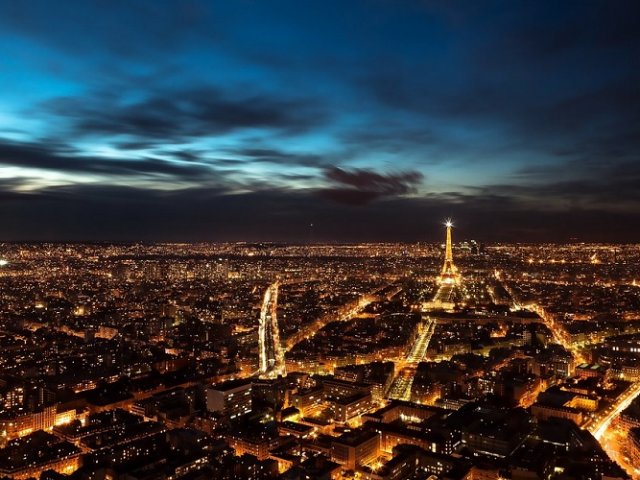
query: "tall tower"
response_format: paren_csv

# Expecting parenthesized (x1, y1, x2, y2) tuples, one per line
(439, 219, 459, 284)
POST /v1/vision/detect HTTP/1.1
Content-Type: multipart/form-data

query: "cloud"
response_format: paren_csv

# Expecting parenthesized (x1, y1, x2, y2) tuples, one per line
(488, 160, 640, 211)
(0, 1, 216, 59)
(0, 138, 220, 182)
(357, 1, 640, 172)
(41, 86, 329, 144)
(1, 183, 639, 243)
(340, 124, 439, 156)
(318, 166, 423, 205)
(219, 147, 327, 168)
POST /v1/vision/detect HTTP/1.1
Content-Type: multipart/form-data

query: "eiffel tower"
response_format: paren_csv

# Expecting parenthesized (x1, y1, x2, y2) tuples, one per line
(439, 219, 459, 284)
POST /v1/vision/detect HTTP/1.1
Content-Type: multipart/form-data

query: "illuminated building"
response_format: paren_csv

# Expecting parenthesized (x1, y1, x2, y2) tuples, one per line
(0, 406, 62, 443)
(427, 220, 462, 309)
(206, 379, 252, 420)
(331, 429, 380, 470)
(363, 401, 442, 425)
(0, 431, 81, 479)
(291, 386, 324, 416)
(226, 433, 281, 460)
(374, 423, 454, 455)
(530, 402, 583, 425)
(321, 376, 370, 398)
(279, 420, 314, 438)
(331, 391, 372, 423)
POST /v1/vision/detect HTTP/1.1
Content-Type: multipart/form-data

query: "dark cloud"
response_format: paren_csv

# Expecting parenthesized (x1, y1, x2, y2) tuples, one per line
(1, 183, 639, 243)
(221, 148, 326, 167)
(489, 160, 640, 211)
(42, 86, 328, 143)
(318, 167, 423, 205)
(324, 167, 422, 192)
(362, 68, 640, 189)
(484, 1, 640, 61)
(340, 125, 438, 156)
(0, 139, 219, 181)
(0, 1, 216, 59)
(359, 1, 640, 171)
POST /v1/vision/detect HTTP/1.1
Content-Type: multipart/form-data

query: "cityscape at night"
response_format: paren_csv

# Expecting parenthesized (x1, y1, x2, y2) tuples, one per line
(1, 234, 640, 479)
(1, 1, 639, 479)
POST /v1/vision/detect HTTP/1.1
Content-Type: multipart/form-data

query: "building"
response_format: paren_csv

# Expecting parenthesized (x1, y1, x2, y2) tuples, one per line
(331, 429, 380, 471)
(618, 400, 640, 431)
(461, 408, 531, 458)
(575, 363, 606, 379)
(628, 428, 640, 468)
(291, 385, 324, 416)
(0, 431, 81, 479)
(362, 400, 442, 425)
(0, 405, 78, 445)
(374, 422, 454, 455)
(206, 378, 252, 419)
(331, 391, 372, 423)
(530, 402, 583, 425)
(226, 432, 281, 461)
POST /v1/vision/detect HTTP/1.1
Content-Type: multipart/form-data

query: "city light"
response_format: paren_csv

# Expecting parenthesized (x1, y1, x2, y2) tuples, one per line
(0, 240, 636, 478)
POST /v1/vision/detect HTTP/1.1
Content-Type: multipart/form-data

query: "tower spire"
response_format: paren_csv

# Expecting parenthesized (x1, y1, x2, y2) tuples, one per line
(444, 219, 453, 263)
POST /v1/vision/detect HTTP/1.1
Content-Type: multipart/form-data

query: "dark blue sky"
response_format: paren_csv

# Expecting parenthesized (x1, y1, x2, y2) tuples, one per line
(0, 0, 638, 242)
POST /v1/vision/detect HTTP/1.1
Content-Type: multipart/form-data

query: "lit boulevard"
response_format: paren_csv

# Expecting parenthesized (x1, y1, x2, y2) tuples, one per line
(591, 382, 640, 440)
(284, 288, 383, 352)
(258, 281, 286, 378)
(407, 317, 436, 364)
(594, 383, 640, 479)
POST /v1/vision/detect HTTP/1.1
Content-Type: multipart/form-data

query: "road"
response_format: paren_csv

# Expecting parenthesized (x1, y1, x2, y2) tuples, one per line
(407, 317, 436, 363)
(591, 382, 640, 478)
(589, 382, 640, 440)
(600, 429, 640, 479)
(432, 284, 455, 304)
(285, 284, 398, 352)
(387, 367, 415, 401)
(258, 282, 286, 378)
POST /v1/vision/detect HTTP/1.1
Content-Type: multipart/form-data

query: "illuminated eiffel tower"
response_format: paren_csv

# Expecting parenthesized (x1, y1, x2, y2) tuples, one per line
(439, 219, 460, 285)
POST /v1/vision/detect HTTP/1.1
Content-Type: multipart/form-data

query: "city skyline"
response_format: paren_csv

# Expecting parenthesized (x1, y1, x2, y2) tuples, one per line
(1, 1, 639, 242)
(0, 239, 639, 478)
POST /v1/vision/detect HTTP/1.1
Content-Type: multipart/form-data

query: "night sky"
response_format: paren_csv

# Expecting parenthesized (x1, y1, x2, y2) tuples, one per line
(1, 1, 638, 242)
